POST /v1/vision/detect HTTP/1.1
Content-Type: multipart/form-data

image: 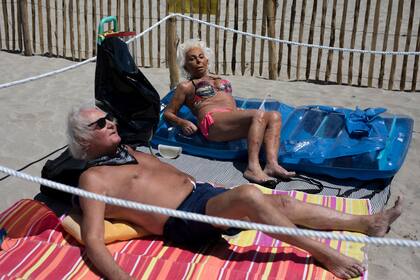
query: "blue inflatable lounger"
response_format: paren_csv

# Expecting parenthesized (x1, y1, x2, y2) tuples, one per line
(151, 92, 413, 180)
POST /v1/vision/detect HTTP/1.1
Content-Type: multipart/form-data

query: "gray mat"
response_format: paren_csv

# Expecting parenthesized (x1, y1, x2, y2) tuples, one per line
(139, 146, 391, 213)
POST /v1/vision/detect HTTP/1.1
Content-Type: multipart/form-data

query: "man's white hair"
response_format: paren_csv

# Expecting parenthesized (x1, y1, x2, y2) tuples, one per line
(177, 39, 213, 79)
(67, 105, 97, 160)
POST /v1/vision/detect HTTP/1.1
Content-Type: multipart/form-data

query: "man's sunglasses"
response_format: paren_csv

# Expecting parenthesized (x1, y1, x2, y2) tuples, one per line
(88, 114, 115, 129)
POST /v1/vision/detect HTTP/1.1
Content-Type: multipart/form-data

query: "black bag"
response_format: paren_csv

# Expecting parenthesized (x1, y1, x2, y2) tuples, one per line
(95, 36, 161, 145)
(40, 148, 87, 202)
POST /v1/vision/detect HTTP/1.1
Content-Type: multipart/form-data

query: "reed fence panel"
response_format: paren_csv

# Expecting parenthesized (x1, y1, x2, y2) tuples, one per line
(0, 0, 419, 91)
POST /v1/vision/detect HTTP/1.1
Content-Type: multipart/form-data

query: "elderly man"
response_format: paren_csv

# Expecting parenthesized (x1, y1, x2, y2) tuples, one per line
(67, 105, 402, 280)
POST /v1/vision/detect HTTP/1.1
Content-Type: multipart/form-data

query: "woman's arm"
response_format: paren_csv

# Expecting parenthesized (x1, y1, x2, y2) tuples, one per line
(163, 82, 198, 135)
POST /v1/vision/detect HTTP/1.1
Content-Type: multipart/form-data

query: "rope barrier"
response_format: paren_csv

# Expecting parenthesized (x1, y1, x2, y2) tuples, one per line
(172, 13, 420, 56)
(1, 13, 419, 90)
(1, 164, 419, 248)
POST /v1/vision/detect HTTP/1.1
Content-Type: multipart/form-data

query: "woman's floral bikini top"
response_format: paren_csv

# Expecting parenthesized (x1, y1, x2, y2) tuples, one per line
(190, 77, 233, 108)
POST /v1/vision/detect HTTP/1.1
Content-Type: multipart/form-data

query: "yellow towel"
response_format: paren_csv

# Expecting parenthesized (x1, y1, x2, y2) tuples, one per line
(62, 212, 150, 245)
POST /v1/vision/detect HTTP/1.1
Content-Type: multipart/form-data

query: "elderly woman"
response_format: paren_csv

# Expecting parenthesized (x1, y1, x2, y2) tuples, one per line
(163, 40, 295, 186)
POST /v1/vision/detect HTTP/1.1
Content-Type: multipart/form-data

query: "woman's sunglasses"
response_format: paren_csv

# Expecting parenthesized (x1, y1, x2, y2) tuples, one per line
(88, 114, 115, 129)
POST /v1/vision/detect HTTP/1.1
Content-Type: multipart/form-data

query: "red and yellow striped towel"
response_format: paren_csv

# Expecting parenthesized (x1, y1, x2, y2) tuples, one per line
(0, 189, 370, 279)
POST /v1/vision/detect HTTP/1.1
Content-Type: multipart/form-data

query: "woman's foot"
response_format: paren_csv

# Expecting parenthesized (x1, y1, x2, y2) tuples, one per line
(244, 169, 278, 188)
(264, 163, 296, 180)
(366, 196, 403, 237)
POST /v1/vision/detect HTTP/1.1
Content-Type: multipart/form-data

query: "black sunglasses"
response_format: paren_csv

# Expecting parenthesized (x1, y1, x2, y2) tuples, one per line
(88, 114, 115, 129)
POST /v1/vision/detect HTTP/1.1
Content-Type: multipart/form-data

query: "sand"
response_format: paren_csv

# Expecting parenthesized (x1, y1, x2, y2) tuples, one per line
(0, 50, 419, 279)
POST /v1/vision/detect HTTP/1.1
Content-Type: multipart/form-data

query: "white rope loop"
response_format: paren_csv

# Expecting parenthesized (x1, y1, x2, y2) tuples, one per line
(1, 164, 419, 248)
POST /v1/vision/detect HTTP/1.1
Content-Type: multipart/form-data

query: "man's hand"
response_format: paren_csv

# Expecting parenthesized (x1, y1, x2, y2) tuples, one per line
(181, 120, 198, 135)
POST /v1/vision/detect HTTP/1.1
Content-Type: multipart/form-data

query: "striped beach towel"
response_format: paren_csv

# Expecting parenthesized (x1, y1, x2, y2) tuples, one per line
(0, 190, 370, 279)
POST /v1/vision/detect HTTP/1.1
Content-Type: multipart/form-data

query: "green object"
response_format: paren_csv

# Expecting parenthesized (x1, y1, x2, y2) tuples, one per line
(97, 16, 118, 45)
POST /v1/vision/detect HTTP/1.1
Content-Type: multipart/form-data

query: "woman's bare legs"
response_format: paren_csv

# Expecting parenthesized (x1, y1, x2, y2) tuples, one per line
(206, 185, 402, 279)
(260, 111, 295, 179)
(208, 109, 294, 183)
(208, 110, 273, 184)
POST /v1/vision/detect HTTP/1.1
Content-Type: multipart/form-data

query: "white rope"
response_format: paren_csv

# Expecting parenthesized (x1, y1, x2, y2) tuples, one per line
(1, 13, 419, 90)
(172, 13, 420, 56)
(1, 164, 419, 248)
(0, 14, 173, 90)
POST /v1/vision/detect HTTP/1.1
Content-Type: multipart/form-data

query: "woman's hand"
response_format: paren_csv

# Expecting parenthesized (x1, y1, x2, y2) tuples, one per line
(181, 120, 198, 135)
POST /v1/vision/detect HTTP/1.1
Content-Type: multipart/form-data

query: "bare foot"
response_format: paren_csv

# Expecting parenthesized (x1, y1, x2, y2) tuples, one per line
(244, 169, 278, 187)
(264, 163, 296, 180)
(316, 250, 366, 279)
(366, 196, 403, 237)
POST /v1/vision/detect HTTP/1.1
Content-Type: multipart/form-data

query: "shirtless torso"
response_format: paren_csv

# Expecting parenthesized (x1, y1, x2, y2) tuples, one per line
(79, 147, 195, 235)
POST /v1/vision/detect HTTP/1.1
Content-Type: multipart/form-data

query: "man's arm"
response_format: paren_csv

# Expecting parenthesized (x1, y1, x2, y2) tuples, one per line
(79, 173, 132, 280)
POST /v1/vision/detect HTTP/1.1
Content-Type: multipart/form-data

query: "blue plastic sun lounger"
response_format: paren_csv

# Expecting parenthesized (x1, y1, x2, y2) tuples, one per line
(151, 91, 413, 180)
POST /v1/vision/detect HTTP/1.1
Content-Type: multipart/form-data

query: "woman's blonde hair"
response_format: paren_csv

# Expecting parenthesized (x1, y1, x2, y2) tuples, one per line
(177, 39, 213, 79)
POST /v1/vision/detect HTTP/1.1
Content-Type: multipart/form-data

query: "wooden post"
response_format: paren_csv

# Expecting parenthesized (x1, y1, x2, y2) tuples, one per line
(259, 1, 267, 76)
(108, 0, 111, 16)
(411, 24, 420, 92)
(296, 0, 307, 80)
(367, 0, 381, 87)
(19, 0, 32, 55)
(287, 0, 296, 79)
(54, 0, 58, 56)
(324, 0, 337, 83)
(148, 0, 153, 67)
(31, 0, 35, 52)
(84, 0, 89, 59)
(250, 0, 258, 76)
(206, 0, 211, 47)
(388, 0, 404, 90)
(305, 0, 318, 80)
(378, 0, 393, 89)
(140, 0, 144, 66)
(11, 0, 16, 50)
(46, 0, 52, 55)
(76, 0, 81, 60)
(214, 0, 220, 74)
(17, 0, 23, 51)
(337, 0, 348, 85)
(399, 0, 415, 91)
(357, 0, 371, 86)
(189, 0, 193, 39)
(231, 0, 238, 75)
(240, 0, 248, 75)
(92, 0, 97, 56)
(124, 0, 129, 31)
(37, 0, 44, 53)
(2, 0, 10, 50)
(69, 0, 75, 60)
(266, 0, 277, 80)
(277, 0, 287, 76)
(62, 0, 67, 57)
(348, 0, 361, 86)
(157, 0, 161, 67)
(168, 17, 179, 89)
(222, 0, 229, 75)
(180, 0, 185, 42)
(315, 0, 327, 80)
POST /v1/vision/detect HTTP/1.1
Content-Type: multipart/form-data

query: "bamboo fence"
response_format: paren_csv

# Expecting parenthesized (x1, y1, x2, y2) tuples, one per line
(0, 0, 419, 91)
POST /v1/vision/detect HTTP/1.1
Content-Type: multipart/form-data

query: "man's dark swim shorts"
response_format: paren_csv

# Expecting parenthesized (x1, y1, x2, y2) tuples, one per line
(163, 182, 241, 245)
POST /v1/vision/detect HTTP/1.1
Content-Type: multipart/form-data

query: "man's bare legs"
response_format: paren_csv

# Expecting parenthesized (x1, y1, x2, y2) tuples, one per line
(206, 185, 402, 279)
(208, 110, 294, 185)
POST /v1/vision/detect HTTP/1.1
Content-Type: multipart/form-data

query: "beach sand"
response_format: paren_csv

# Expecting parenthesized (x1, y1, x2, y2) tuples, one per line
(0, 50, 419, 279)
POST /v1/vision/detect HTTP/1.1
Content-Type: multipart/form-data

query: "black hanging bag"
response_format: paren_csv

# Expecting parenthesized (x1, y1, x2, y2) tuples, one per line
(95, 36, 161, 145)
